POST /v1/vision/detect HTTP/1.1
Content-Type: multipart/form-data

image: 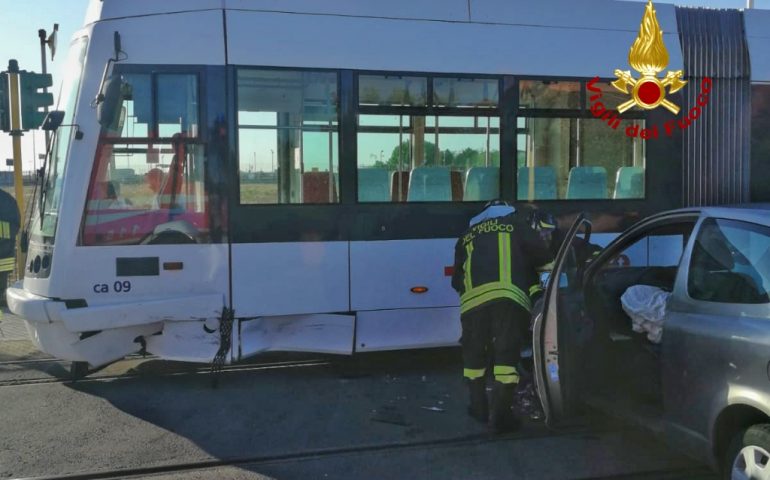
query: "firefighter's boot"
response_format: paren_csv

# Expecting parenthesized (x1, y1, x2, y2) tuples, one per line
(489, 382, 521, 433)
(466, 378, 488, 423)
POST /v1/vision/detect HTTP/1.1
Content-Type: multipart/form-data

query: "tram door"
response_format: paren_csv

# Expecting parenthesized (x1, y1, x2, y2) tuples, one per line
(229, 69, 354, 356)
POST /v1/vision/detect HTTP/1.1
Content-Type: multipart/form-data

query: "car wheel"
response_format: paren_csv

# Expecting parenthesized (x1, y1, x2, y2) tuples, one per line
(725, 424, 770, 480)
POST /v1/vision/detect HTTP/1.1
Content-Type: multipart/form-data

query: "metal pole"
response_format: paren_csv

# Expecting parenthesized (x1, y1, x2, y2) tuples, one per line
(398, 116, 404, 201)
(747, 0, 754, 8)
(485, 116, 491, 167)
(328, 119, 333, 202)
(8, 60, 25, 278)
(434, 115, 439, 165)
(38, 29, 51, 154)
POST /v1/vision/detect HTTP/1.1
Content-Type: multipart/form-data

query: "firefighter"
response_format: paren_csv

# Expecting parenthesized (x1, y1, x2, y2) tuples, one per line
(452, 201, 556, 433)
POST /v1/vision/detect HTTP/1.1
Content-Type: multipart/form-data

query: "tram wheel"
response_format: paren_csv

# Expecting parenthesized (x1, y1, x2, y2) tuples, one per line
(70, 361, 90, 381)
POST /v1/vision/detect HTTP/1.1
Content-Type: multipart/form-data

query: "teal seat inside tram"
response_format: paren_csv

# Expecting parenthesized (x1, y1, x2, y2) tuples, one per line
(465, 167, 499, 201)
(567, 166, 608, 199)
(358, 168, 390, 202)
(613, 166, 645, 199)
(407, 167, 452, 202)
(517, 166, 557, 200)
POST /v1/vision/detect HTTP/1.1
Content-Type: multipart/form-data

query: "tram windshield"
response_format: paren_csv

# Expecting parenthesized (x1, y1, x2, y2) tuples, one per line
(31, 38, 88, 241)
(80, 70, 214, 246)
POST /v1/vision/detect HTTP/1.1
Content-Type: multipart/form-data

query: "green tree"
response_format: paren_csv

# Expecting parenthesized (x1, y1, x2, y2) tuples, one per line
(380, 141, 500, 170)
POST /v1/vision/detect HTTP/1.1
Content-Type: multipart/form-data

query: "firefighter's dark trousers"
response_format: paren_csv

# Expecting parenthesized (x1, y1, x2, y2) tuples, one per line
(461, 300, 529, 385)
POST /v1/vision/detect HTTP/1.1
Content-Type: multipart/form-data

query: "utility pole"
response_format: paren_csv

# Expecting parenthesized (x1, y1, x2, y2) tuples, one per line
(7, 60, 25, 277)
(747, 0, 754, 8)
(38, 24, 57, 154)
(38, 29, 51, 154)
(0, 57, 54, 280)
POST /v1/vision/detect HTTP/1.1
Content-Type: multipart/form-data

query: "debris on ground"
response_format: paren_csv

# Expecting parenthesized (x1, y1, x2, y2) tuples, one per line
(370, 405, 410, 426)
(420, 406, 445, 413)
(513, 381, 544, 421)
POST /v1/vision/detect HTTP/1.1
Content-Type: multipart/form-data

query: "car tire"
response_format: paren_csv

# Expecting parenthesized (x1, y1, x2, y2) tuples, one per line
(724, 423, 770, 480)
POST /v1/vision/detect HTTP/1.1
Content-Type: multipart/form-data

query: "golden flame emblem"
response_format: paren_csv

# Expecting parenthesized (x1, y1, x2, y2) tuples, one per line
(612, 0, 687, 114)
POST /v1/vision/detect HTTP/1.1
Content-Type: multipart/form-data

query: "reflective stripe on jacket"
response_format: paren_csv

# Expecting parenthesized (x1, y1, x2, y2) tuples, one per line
(0, 257, 13, 273)
(452, 213, 553, 315)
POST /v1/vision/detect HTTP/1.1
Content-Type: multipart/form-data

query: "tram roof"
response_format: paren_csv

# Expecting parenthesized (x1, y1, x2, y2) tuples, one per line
(82, 0, 770, 81)
(85, 0, 685, 32)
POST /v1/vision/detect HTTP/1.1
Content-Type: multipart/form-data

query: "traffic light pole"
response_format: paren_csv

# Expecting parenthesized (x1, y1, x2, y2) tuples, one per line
(38, 29, 50, 154)
(8, 60, 25, 278)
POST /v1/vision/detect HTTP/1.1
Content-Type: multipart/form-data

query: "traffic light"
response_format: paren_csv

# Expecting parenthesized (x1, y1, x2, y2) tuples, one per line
(0, 73, 9, 132)
(19, 71, 53, 131)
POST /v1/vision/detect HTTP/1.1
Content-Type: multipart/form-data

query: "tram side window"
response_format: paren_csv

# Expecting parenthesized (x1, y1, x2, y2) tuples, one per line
(519, 80, 581, 110)
(237, 69, 339, 205)
(81, 73, 214, 246)
(357, 75, 500, 202)
(517, 80, 645, 201)
(157, 75, 199, 137)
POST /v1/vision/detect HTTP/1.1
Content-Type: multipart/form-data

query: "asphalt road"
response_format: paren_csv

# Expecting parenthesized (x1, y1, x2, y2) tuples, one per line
(0, 313, 716, 480)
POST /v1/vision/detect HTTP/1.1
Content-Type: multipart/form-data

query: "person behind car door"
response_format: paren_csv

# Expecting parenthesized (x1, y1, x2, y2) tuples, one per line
(452, 202, 556, 433)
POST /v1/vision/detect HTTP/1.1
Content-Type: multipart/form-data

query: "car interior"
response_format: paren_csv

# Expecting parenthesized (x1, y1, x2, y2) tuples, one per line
(559, 220, 698, 428)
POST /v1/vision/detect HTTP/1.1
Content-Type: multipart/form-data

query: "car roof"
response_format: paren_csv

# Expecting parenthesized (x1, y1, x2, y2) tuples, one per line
(662, 204, 770, 226)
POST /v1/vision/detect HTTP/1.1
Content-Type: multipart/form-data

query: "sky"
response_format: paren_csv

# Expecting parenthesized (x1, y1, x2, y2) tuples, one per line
(0, 0, 768, 172)
(0, 0, 89, 173)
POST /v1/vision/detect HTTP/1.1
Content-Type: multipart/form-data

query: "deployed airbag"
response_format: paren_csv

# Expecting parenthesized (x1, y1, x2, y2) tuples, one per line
(620, 285, 670, 344)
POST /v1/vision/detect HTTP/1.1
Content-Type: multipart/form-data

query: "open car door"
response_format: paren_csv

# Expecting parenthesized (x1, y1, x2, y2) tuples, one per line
(533, 213, 592, 426)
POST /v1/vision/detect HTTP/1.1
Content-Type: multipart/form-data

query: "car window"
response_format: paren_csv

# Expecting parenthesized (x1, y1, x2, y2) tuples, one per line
(602, 221, 696, 269)
(688, 218, 770, 304)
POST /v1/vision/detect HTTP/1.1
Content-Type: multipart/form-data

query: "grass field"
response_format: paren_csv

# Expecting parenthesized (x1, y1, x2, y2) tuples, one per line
(0, 182, 295, 219)
(239, 183, 279, 204)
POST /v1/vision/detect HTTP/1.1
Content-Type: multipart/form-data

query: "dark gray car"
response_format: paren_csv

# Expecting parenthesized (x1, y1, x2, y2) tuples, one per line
(534, 206, 770, 480)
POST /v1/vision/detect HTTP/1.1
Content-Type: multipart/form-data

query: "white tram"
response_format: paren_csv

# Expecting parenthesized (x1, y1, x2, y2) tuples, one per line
(7, 0, 770, 368)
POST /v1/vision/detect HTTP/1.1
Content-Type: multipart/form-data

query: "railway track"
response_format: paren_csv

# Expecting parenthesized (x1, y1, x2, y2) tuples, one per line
(576, 470, 715, 479)
(0, 353, 153, 367)
(0, 358, 330, 388)
(0, 347, 459, 388)
(0, 353, 715, 480)
(8, 425, 715, 480)
(0, 351, 715, 479)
